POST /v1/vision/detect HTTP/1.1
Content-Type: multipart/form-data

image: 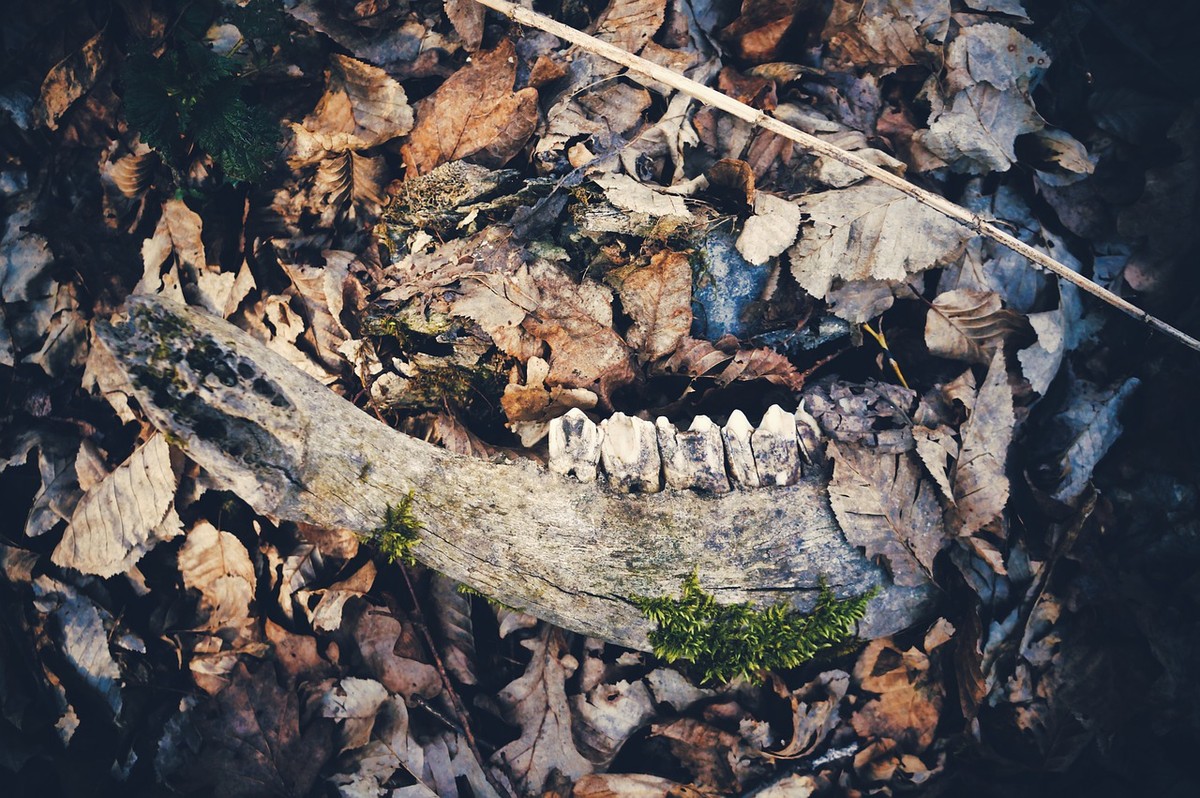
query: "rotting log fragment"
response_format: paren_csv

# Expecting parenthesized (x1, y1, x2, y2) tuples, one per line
(95, 296, 937, 650)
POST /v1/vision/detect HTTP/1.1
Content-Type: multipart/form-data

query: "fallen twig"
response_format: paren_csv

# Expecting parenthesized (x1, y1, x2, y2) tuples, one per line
(473, 0, 1200, 353)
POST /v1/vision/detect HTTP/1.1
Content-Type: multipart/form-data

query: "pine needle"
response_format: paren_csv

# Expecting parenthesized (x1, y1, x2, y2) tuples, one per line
(473, 0, 1200, 354)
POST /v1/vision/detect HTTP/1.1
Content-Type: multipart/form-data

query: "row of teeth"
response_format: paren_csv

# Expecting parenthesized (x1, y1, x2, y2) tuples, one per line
(547, 404, 824, 494)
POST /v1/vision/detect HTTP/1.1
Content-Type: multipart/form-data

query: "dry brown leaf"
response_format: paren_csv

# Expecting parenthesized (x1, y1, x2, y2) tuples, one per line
(36, 30, 108, 130)
(609, 251, 693, 362)
(951, 350, 1014, 536)
(720, 0, 801, 63)
(851, 638, 944, 752)
(300, 54, 413, 152)
(572, 773, 706, 797)
(140, 199, 251, 318)
(178, 521, 255, 632)
(314, 676, 389, 753)
(925, 289, 1027, 364)
(766, 670, 849, 760)
(51, 433, 181, 577)
(491, 627, 592, 795)
(401, 39, 539, 175)
(736, 192, 801, 266)
(501, 356, 599, 445)
(309, 150, 387, 218)
(596, 0, 668, 53)
(570, 678, 656, 767)
(789, 181, 973, 299)
(660, 336, 805, 391)
(353, 610, 442, 701)
(912, 423, 957, 504)
(826, 441, 945, 587)
(822, 0, 948, 70)
(445, 0, 485, 50)
(651, 717, 761, 793)
(917, 83, 1043, 174)
(279, 256, 353, 373)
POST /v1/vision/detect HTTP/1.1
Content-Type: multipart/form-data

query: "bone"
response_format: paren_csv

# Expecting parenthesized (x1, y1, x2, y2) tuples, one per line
(795, 400, 824, 464)
(600, 413, 662, 493)
(721, 409, 761, 489)
(549, 408, 603, 482)
(657, 416, 731, 493)
(752, 404, 802, 487)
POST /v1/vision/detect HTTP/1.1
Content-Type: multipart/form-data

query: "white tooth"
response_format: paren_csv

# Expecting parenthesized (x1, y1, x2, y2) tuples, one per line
(795, 399, 824, 464)
(752, 404, 801, 486)
(600, 413, 662, 493)
(721, 409, 760, 489)
(657, 416, 731, 493)
(549, 408, 603, 482)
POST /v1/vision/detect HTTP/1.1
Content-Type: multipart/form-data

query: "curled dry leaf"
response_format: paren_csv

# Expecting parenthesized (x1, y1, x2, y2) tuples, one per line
(445, 0, 485, 51)
(651, 717, 763, 793)
(36, 577, 123, 716)
(608, 250, 693, 362)
(491, 627, 592, 794)
(951, 350, 1015, 536)
(501, 356, 599, 446)
(429, 572, 478, 686)
(353, 610, 442, 701)
(300, 54, 414, 152)
(822, 0, 948, 70)
(570, 679, 656, 767)
(851, 638, 944, 753)
(35, 29, 108, 130)
(571, 773, 704, 798)
(736, 192, 802, 266)
(178, 521, 256, 632)
(401, 39, 538, 175)
(660, 336, 805, 391)
(720, 0, 802, 63)
(789, 181, 973, 299)
(314, 676, 389, 753)
(51, 433, 181, 578)
(766, 670, 849, 760)
(595, 0, 667, 53)
(827, 441, 945, 587)
(925, 288, 1027, 364)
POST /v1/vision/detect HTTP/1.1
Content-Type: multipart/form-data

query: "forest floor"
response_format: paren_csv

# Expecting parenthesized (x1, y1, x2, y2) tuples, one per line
(2, 1, 1199, 796)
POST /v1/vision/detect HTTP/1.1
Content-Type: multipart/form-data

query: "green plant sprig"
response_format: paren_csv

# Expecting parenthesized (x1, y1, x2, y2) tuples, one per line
(634, 571, 878, 684)
(360, 491, 423, 565)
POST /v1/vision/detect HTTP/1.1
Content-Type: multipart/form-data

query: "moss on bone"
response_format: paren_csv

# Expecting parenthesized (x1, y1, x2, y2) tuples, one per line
(361, 491, 423, 565)
(634, 571, 878, 684)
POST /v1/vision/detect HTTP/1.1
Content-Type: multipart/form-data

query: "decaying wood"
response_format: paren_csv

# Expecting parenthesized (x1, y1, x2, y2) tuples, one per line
(470, 0, 1200, 354)
(94, 297, 936, 650)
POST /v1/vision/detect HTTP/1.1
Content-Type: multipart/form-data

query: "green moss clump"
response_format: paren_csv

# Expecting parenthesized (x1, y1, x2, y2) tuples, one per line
(634, 572, 878, 684)
(361, 491, 423, 565)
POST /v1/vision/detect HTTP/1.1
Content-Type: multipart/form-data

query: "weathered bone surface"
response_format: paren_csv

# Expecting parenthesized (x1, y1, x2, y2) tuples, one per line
(599, 412, 661, 493)
(753, 404, 802, 487)
(549, 408, 603, 482)
(657, 416, 731, 493)
(94, 296, 937, 650)
(722, 409, 761, 489)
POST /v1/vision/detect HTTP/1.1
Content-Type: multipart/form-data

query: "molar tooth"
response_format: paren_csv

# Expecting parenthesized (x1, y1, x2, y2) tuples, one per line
(795, 400, 824, 464)
(721, 409, 761, 489)
(657, 416, 731, 493)
(752, 404, 801, 486)
(549, 408, 603, 482)
(600, 413, 662, 493)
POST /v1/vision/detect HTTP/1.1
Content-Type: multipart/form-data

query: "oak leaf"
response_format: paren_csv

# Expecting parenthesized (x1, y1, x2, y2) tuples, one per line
(851, 638, 944, 753)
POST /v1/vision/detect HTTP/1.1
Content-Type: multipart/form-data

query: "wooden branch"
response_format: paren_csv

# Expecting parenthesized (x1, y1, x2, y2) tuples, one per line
(472, 0, 1200, 354)
(94, 297, 936, 651)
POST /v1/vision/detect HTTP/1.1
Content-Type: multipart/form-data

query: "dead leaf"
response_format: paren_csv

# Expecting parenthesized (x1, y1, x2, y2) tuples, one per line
(572, 773, 706, 797)
(36, 30, 108, 130)
(179, 521, 256, 631)
(309, 150, 387, 218)
(445, 0, 485, 51)
(952, 350, 1014, 536)
(805, 381, 917, 452)
(651, 717, 762, 793)
(429, 573, 478, 686)
(827, 441, 945, 586)
(822, 0, 949, 70)
(766, 670, 849, 760)
(788, 181, 973, 299)
(596, 0, 668, 53)
(609, 251, 693, 362)
(851, 638, 943, 752)
(571, 679, 656, 767)
(720, 0, 801, 63)
(916, 83, 1044, 174)
(299, 54, 413, 152)
(660, 336, 805, 391)
(329, 696, 433, 797)
(401, 39, 538, 175)
(296, 560, 376, 632)
(34, 576, 123, 716)
(353, 610, 441, 700)
(925, 288, 1027, 364)
(314, 676, 389, 752)
(501, 356, 599, 446)
(51, 433, 182, 577)
(279, 256, 353, 373)
(491, 627, 592, 794)
(140, 199, 251, 318)
(736, 192, 801, 266)
(171, 662, 336, 797)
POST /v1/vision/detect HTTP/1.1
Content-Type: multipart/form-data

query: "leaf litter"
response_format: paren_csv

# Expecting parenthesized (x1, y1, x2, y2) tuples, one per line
(1, 0, 1196, 795)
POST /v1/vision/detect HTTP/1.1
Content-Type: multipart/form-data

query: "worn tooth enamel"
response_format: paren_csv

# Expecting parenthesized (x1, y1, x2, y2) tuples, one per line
(752, 404, 802, 486)
(795, 400, 824, 464)
(549, 408, 603, 482)
(722, 409, 761, 489)
(657, 416, 731, 493)
(600, 413, 662, 493)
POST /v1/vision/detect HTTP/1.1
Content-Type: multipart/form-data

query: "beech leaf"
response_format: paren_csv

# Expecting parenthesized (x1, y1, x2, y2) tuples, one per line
(609, 251, 693, 362)
(401, 39, 538, 175)
(51, 433, 181, 577)
(301, 54, 413, 152)
(952, 350, 1015, 536)
(827, 441, 945, 587)
(660, 336, 805, 391)
(925, 288, 1027, 364)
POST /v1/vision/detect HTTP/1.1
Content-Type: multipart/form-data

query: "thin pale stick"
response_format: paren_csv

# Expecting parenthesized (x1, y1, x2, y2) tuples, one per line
(472, 0, 1200, 353)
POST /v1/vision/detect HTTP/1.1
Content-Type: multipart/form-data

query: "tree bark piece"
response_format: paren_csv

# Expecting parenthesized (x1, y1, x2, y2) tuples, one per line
(94, 296, 935, 650)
